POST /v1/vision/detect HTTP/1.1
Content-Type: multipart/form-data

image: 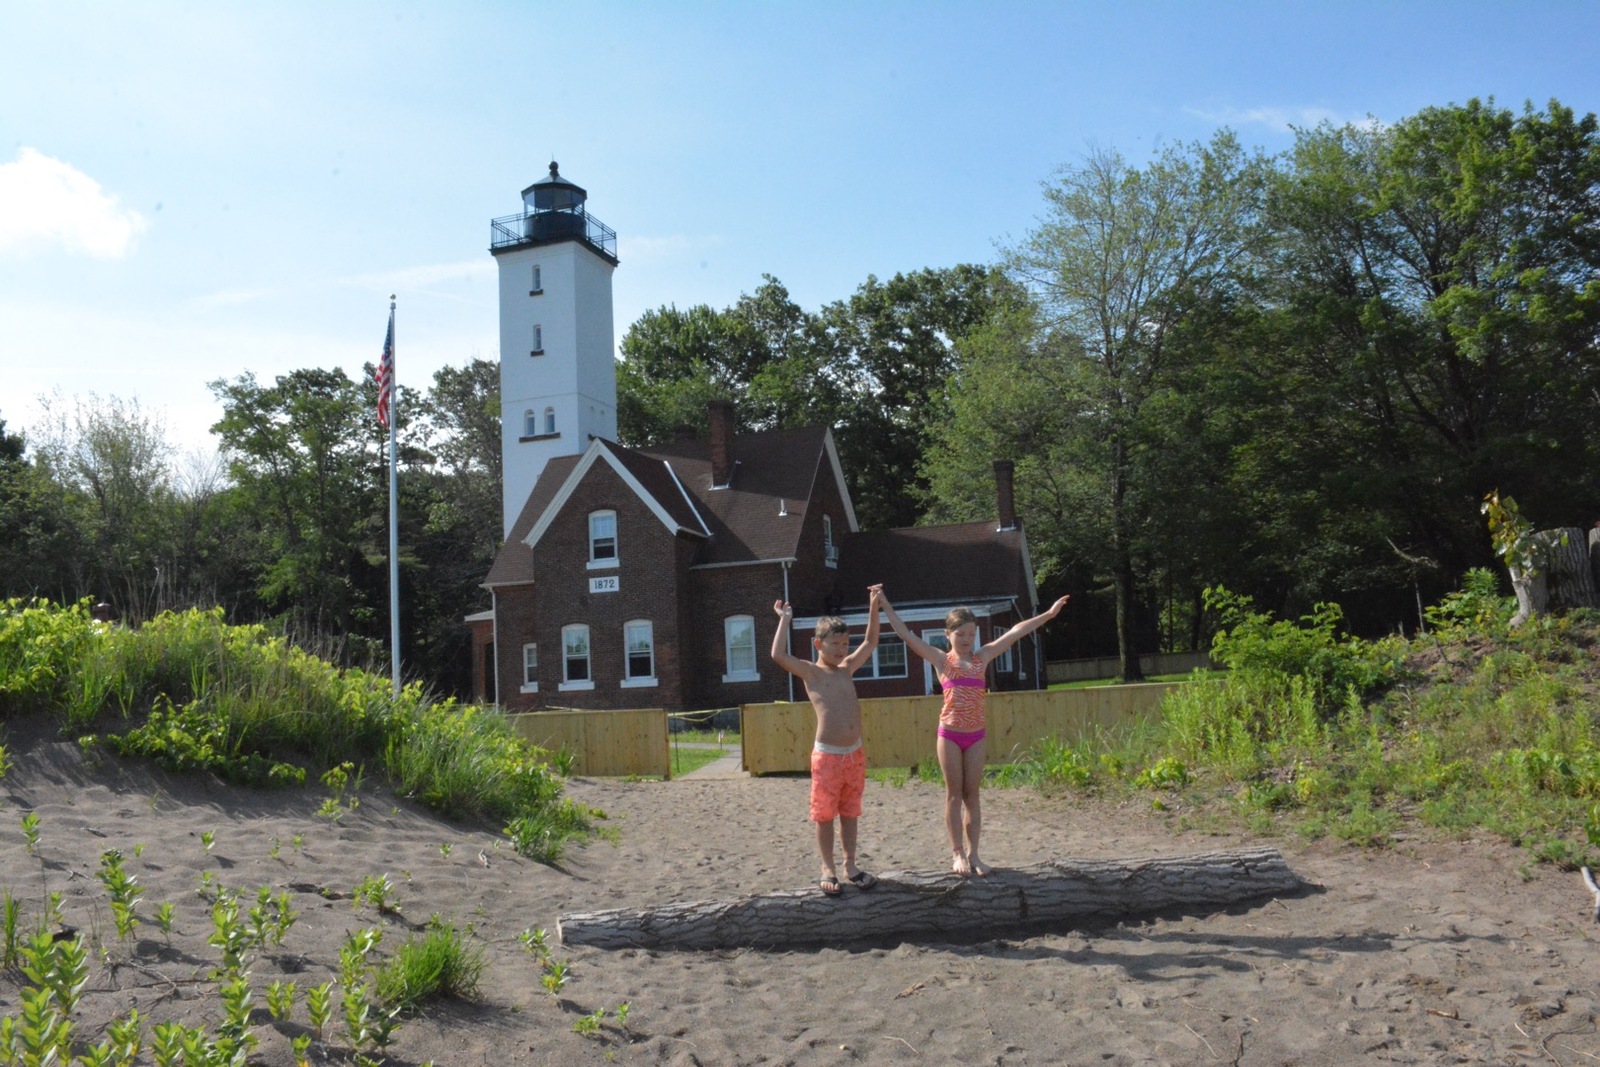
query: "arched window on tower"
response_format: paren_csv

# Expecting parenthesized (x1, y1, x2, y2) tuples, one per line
(523, 409, 537, 437)
(544, 407, 556, 435)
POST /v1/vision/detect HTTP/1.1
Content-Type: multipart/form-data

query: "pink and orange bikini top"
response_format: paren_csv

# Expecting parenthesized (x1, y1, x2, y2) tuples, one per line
(939, 652, 988, 732)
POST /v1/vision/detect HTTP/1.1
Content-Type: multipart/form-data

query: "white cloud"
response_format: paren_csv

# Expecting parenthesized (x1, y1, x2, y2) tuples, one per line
(340, 260, 496, 291)
(0, 148, 149, 259)
(625, 233, 724, 264)
(1184, 104, 1375, 133)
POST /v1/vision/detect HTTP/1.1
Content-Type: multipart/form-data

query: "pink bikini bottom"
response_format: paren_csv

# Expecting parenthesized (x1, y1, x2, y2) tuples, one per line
(937, 726, 986, 752)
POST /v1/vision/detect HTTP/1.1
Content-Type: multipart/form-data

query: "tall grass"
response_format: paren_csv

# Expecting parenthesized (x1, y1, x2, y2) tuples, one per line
(1002, 583, 1600, 867)
(0, 598, 599, 862)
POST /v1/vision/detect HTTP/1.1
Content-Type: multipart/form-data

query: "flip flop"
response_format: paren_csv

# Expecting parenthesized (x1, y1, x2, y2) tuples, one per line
(820, 876, 843, 897)
(847, 870, 878, 891)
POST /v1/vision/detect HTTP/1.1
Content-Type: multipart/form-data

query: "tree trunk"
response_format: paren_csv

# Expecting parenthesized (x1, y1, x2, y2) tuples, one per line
(558, 846, 1303, 950)
(1510, 527, 1599, 627)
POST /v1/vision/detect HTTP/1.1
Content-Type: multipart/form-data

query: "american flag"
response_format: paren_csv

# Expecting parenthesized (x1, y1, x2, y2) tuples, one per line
(376, 307, 395, 428)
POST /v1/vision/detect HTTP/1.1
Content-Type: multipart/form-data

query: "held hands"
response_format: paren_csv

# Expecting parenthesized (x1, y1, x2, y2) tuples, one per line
(867, 584, 883, 612)
(1045, 595, 1070, 618)
(773, 600, 793, 619)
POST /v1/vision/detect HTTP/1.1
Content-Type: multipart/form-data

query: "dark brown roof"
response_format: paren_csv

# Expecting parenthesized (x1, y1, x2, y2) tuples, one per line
(640, 426, 837, 566)
(835, 522, 1035, 612)
(485, 429, 828, 586)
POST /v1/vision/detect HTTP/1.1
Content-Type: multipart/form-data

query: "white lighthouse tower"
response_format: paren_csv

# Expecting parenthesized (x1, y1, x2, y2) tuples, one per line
(489, 162, 619, 536)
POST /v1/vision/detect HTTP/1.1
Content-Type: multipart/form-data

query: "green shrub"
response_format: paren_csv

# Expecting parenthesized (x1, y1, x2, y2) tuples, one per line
(374, 918, 485, 1012)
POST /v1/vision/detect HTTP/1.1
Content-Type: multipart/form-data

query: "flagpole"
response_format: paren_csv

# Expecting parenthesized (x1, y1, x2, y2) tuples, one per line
(385, 296, 401, 697)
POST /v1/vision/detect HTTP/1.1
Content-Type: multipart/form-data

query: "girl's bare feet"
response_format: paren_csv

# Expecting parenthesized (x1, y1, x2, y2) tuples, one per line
(952, 851, 972, 876)
(968, 855, 990, 877)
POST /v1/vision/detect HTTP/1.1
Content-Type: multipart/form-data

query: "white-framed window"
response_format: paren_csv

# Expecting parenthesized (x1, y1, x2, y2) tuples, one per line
(621, 620, 656, 687)
(530, 265, 542, 294)
(532, 324, 543, 354)
(822, 514, 838, 567)
(559, 624, 593, 690)
(523, 409, 537, 437)
(588, 510, 617, 568)
(543, 407, 556, 435)
(520, 643, 538, 693)
(852, 635, 907, 679)
(722, 615, 758, 682)
(991, 625, 1014, 672)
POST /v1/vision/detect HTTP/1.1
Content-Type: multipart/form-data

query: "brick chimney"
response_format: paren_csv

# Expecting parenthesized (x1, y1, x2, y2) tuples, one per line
(709, 399, 735, 488)
(994, 460, 1017, 531)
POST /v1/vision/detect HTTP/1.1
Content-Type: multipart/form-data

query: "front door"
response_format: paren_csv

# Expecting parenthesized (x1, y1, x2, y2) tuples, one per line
(921, 629, 950, 695)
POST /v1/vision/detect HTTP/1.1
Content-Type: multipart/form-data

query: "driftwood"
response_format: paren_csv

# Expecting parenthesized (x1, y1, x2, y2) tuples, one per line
(558, 846, 1304, 950)
(1510, 527, 1600, 626)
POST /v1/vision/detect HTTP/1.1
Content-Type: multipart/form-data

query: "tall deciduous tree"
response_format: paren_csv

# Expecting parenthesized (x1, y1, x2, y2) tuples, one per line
(935, 134, 1265, 679)
(209, 368, 383, 649)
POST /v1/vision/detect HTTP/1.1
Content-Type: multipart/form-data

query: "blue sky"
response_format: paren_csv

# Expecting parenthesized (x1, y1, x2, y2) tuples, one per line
(4, 1, 1597, 454)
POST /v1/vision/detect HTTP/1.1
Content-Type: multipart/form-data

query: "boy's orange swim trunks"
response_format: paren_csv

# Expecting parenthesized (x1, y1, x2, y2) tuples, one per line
(809, 743, 866, 822)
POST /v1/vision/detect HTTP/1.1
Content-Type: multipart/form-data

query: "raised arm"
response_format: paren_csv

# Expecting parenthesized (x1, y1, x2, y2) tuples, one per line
(979, 595, 1070, 665)
(841, 585, 883, 673)
(769, 600, 813, 678)
(878, 590, 947, 668)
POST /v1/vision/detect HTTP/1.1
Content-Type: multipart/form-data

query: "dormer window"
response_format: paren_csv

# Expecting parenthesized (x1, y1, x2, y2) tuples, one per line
(588, 510, 617, 568)
(822, 514, 838, 568)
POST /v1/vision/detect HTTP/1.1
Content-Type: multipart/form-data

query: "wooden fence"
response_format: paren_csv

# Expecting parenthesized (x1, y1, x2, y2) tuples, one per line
(740, 683, 1178, 775)
(508, 707, 670, 778)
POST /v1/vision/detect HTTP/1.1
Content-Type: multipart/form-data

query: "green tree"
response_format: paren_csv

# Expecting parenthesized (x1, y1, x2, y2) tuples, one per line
(1264, 97, 1600, 585)
(0, 414, 82, 602)
(209, 368, 384, 649)
(407, 358, 504, 695)
(932, 134, 1265, 679)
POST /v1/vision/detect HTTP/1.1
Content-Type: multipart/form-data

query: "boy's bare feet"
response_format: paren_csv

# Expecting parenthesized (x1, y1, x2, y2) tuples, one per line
(951, 851, 972, 876)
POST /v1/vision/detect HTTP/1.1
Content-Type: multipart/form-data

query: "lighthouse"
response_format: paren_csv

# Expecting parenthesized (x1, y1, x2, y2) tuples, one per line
(489, 162, 619, 536)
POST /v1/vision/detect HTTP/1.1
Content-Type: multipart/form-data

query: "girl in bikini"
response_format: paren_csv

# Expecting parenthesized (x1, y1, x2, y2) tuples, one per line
(879, 592, 1071, 876)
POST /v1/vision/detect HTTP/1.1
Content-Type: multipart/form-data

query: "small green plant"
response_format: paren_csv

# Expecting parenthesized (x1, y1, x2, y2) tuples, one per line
(353, 873, 400, 915)
(1134, 757, 1191, 789)
(21, 810, 40, 853)
(200, 830, 215, 854)
(153, 901, 176, 939)
(306, 981, 336, 1043)
(573, 1007, 606, 1036)
(96, 848, 143, 942)
(266, 979, 296, 1021)
(614, 1001, 630, 1029)
(1, 891, 21, 968)
(518, 926, 550, 960)
(540, 957, 570, 996)
(438, 842, 452, 858)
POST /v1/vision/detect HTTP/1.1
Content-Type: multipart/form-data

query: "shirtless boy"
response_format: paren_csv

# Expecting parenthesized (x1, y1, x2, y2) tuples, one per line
(770, 586, 883, 897)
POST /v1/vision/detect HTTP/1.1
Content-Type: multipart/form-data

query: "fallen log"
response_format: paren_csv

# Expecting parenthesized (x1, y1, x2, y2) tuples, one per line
(558, 846, 1305, 950)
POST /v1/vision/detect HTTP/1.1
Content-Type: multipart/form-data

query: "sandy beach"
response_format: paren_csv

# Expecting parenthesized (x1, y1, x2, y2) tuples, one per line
(2, 724, 1597, 1065)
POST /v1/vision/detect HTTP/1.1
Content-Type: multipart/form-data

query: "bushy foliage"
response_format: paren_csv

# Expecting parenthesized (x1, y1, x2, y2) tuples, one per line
(0, 598, 598, 861)
(1203, 586, 1402, 712)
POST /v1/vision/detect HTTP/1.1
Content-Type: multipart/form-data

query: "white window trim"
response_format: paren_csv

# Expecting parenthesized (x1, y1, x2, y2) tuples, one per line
(562, 624, 591, 688)
(588, 510, 618, 567)
(853, 635, 908, 679)
(991, 625, 1014, 672)
(520, 643, 539, 693)
(624, 620, 656, 685)
(722, 615, 759, 683)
